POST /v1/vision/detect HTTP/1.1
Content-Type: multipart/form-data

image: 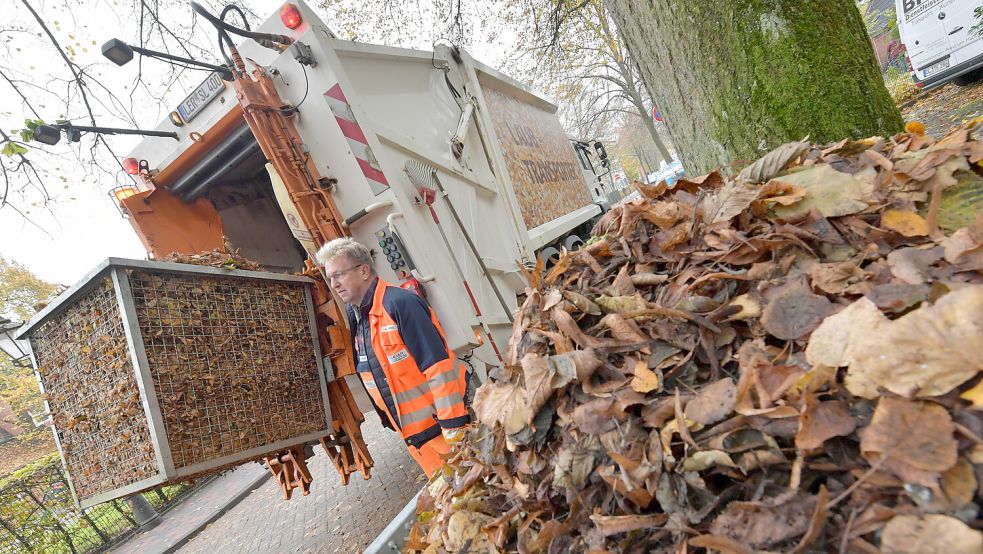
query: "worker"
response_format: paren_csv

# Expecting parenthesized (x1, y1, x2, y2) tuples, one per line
(316, 238, 470, 477)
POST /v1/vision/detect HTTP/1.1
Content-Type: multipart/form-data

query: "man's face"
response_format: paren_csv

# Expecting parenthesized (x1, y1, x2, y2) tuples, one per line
(324, 255, 370, 305)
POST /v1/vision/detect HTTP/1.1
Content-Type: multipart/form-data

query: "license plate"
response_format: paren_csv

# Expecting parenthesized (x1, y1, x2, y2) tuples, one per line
(923, 58, 950, 77)
(176, 72, 225, 123)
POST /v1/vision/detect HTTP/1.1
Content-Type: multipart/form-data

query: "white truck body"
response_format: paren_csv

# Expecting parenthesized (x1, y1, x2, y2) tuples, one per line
(897, 0, 983, 88)
(126, 0, 603, 375)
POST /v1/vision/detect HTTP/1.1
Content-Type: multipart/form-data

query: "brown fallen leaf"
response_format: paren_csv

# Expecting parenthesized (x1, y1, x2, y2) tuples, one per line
(684, 378, 737, 425)
(607, 264, 636, 296)
(795, 397, 856, 450)
(709, 492, 817, 548)
(942, 226, 983, 271)
(772, 164, 875, 220)
(563, 290, 601, 315)
(941, 459, 978, 509)
(864, 283, 929, 313)
(809, 261, 868, 295)
(472, 381, 530, 435)
(737, 140, 810, 184)
(860, 397, 957, 474)
(880, 514, 983, 554)
(806, 297, 887, 368)
(589, 513, 668, 537)
(761, 281, 833, 340)
(700, 181, 762, 224)
(847, 286, 983, 398)
(723, 293, 762, 321)
(630, 359, 662, 394)
(522, 353, 555, 423)
(881, 209, 930, 237)
(572, 397, 619, 435)
(445, 511, 492, 551)
(886, 245, 944, 284)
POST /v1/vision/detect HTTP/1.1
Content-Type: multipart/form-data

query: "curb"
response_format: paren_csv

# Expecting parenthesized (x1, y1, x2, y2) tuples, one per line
(161, 468, 272, 554)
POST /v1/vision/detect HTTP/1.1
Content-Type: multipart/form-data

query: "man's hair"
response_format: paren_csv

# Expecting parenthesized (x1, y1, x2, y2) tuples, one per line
(315, 237, 374, 268)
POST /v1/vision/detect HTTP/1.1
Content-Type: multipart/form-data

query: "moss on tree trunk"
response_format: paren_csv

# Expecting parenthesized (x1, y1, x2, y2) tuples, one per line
(604, 0, 905, 175)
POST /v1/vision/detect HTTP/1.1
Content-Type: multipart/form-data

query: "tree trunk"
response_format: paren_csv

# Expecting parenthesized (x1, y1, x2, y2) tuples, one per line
(640, 109, 672, 162)
(605, 0, 904, 176)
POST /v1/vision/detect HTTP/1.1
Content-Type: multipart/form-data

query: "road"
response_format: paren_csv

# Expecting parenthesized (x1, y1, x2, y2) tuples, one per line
(179, 418, 426, 554)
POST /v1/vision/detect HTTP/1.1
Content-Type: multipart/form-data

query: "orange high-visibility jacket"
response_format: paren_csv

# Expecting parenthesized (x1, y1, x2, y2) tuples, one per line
(347, 278, 469, 447)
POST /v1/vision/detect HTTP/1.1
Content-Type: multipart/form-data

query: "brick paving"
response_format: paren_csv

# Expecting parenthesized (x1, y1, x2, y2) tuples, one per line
(178, 419, 426, 554)
(117, 463, 270, 554)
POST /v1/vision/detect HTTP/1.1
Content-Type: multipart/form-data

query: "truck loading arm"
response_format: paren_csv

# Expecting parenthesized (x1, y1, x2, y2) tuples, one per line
(226, 50, 374, 495)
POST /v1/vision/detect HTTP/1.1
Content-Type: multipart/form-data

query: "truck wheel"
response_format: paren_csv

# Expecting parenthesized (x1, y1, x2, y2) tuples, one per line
(954, 69, 983, 87)
(563, 235, 584, 252)
(538, 246, 561, 267)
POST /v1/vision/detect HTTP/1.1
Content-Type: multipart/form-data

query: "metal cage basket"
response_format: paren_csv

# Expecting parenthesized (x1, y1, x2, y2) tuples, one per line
(17, 258, 332, 508)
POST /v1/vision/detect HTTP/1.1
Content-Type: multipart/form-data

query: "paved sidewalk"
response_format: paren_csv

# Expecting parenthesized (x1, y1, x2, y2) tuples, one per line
(178, 419, 425, 554)
(115, 462, 271, 554)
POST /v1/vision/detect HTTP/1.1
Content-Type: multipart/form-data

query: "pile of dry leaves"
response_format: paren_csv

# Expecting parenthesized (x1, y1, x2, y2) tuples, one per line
(408, 121, 983, 553)
(162, 244, 263, 271)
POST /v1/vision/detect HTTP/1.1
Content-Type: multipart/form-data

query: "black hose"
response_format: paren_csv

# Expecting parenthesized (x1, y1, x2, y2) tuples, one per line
(218, 4, 250, 64)
(220, 4, 250, 30)
(191, 2, 293, 46)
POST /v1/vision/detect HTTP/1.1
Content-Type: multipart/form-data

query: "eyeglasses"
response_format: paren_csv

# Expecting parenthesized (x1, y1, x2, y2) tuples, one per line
(325, 264, 366, 282)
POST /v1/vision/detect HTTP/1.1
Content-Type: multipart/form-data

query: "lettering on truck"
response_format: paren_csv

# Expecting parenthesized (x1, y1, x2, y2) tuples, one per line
(520, 159, 582, 184)
(902, 0, 943, 21)
(483, 86, 593, 229)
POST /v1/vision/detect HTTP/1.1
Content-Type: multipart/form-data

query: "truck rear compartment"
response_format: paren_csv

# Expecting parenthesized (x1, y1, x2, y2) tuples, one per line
(165, 123, 307, 274)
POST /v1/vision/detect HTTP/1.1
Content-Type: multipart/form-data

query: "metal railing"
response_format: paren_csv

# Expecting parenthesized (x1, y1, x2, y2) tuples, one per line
(0, 454, 208, 553)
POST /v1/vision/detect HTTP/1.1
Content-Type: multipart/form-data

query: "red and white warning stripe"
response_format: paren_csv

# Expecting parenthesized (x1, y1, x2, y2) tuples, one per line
(324, 84, 390, 194)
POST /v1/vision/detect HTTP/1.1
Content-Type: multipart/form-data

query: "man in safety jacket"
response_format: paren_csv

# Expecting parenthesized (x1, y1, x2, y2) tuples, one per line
(316, 238, 469, 477)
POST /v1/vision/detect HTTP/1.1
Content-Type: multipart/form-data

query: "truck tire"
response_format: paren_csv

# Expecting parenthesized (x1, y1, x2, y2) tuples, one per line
(563, 235, 584, 252)
(538, 246, 561, 267)
(954, 69, 983, 87)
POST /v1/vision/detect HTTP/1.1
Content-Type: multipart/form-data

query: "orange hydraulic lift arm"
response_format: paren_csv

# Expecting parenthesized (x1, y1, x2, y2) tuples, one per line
(225, 55, 375, 492)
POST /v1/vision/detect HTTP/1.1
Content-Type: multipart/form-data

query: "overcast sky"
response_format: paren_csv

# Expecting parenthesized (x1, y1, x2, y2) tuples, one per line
(0, 0, 511, 285)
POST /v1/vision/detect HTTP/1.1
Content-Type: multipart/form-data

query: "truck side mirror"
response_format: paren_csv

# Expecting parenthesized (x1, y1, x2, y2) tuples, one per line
(593, 141, 608, 161)
(601, 158, 610, 169)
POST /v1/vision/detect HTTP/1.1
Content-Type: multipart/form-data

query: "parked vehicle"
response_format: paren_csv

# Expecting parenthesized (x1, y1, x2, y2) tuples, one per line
(647, 158, 686, 186)
(896, 0, 983, 88)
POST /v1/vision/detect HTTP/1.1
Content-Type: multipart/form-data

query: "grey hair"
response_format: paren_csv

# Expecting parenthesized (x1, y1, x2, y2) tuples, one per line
(315, 238, 374, 268)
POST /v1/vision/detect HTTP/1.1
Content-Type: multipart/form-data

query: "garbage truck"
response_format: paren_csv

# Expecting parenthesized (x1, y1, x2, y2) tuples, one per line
(94, 0, 609, 498)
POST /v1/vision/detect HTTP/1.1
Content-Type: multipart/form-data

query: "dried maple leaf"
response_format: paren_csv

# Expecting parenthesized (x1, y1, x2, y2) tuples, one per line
(860, 397, 957, 474)
(847, 286, 983, 398)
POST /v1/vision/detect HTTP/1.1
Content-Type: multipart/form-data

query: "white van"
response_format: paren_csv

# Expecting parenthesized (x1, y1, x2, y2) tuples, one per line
(896, 0, 983, 88)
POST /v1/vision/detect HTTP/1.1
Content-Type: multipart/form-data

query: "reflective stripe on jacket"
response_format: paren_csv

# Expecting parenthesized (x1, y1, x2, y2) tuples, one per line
(349, 277, 469, 447)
